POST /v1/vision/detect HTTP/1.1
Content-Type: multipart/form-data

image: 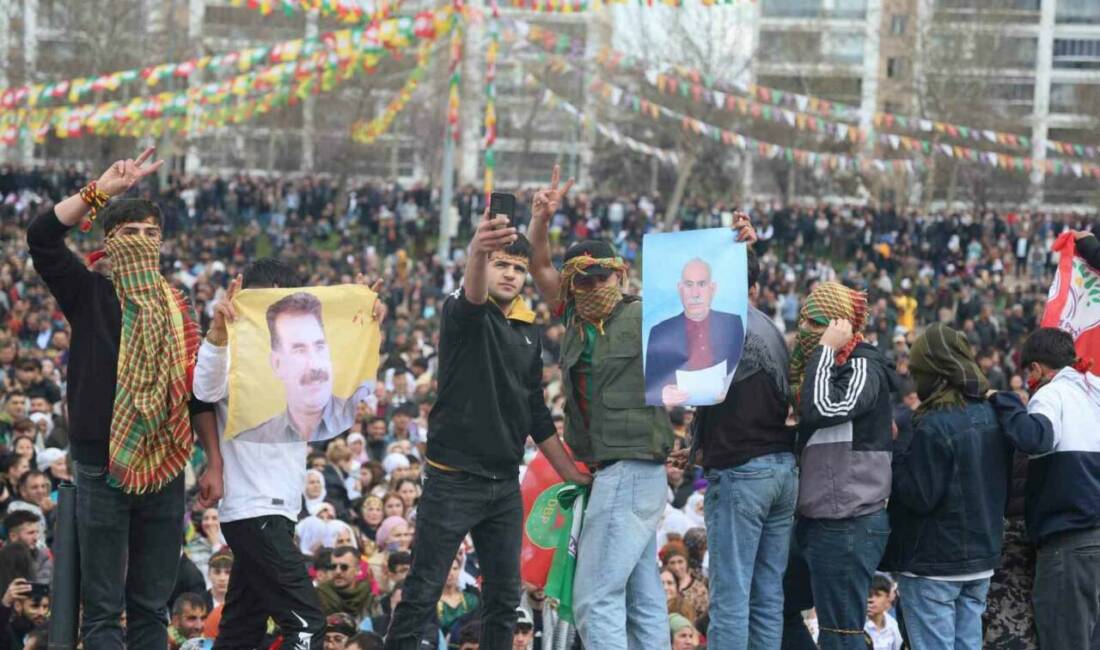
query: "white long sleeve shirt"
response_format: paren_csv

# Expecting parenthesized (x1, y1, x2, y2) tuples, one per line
(193, 340, 306, 523)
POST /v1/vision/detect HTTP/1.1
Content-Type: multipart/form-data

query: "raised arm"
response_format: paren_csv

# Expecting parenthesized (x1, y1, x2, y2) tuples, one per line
(54, 146, 164, 228)
(528, 165, 574, 310)
(465, 208, 518, 305)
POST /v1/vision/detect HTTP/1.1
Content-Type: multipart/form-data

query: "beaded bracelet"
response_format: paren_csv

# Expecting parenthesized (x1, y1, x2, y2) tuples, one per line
(78, 181, 110, 232)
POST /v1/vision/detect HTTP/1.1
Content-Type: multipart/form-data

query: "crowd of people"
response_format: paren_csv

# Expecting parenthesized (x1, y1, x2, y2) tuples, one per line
(0, 152, 1096, 650)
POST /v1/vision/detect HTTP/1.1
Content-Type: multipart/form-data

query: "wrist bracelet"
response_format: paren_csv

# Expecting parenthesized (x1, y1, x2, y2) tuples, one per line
(78, 181, 110, 232)
(206, 330, 228, 347)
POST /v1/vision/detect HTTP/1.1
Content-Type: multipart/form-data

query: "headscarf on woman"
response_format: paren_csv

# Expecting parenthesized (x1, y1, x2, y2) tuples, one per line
(375, 516, 407, 551)
(303, 469, 327, 516)
(909, 323, 990, 416)
(789, 281, 868, 402)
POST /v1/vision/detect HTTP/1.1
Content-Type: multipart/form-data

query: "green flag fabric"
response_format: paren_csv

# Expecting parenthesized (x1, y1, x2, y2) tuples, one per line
(544, 483, 588, 624)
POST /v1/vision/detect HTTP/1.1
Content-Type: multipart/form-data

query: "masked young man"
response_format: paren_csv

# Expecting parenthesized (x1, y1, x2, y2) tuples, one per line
(26, 148, 218, 649)
(988, 327, 1100, 650)
(527, 166, 755, 650)
(385, 209, 589, 650)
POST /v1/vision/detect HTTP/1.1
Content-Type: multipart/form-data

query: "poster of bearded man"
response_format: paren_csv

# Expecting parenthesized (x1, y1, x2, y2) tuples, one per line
(226, 285, 382, 443)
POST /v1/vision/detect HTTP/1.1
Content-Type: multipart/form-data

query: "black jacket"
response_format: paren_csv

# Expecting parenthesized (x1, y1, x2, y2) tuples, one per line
(882, 397, 1053, 576)
(26, 211, 212, 466)
(427, 290, 555, 478)
(644, 310, 744, 405)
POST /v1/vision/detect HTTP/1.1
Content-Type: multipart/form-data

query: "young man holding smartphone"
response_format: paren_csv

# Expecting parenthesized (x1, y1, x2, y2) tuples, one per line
(384, 204, 589, 650)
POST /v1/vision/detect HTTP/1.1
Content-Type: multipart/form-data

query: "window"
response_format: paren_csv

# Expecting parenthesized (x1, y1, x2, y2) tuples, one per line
(886, 57, 909, 79)
(1057, 0, 1100, 25)
(823, 33, 865, 65)
(1053, 39, 1100, 69)
(890, 14, 908, 35)
(883, 100, 904, 113)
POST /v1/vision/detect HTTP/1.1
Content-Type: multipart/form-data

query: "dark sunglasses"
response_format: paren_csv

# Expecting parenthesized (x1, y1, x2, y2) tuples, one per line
(334, 563, 355, 572)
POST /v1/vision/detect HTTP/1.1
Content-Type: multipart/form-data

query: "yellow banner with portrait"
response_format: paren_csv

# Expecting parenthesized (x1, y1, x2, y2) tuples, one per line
(225, 285, 382, 443)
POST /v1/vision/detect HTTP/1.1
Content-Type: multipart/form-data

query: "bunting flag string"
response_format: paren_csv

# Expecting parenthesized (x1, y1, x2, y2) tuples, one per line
(580, 74, 1100, 181)
(229, 0, 388, 22)
(447, 0, 465, 142)
(0, 12, 440, 112)
(514, 20, 1099, 163)
(350, 41, 432, 143)
(530, 76, 680, 166)
(506, 0, 750, 12)
(0, 13, 450, 148)
(483, 0, 501, 197)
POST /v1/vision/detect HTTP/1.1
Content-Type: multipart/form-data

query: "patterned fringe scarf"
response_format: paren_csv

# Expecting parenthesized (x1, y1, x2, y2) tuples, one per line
(790, 281, 868, 403)
(106, 235, 200, 494)
(910, 323, 990, 417)
(558, 255, 626, 337)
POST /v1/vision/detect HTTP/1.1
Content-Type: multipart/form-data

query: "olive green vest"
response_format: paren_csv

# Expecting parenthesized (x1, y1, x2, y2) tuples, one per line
(561, 299, 675, 464)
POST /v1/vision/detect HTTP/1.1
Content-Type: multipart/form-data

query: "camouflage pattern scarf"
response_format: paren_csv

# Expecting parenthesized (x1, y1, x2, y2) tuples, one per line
(910, 323, 990, 417)
(559, 255, 626, 336)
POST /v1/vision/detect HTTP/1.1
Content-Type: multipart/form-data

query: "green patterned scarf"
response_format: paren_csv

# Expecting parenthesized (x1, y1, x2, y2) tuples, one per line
(910, 323, 989, 416)
(105, 235, 199, 493)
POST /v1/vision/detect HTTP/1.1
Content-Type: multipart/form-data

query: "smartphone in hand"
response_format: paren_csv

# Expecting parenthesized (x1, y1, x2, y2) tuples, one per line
(490, 192, 516, 224)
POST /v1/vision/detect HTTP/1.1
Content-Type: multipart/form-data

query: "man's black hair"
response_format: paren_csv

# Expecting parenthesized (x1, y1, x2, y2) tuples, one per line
(4, 510, 40, 536)
(387, 551, 412, 572)
(491, 233, 532, 262)
(100, 198, 163, 237)
(16, 359, 40, 372)
(313, 548, 334, 571)
(266, 292, 324, 350)
(171, 592, 207, 617)
(243, 258, 302, 289)
(332, 545, 359, 562)
(747, 247, 761, 289)
(870, 574, 894, 596)
(1020, 328, 1077, 371)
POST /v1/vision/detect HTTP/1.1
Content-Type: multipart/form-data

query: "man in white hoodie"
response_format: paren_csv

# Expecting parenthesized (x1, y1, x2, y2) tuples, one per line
(193, 259, 385, 650)
(989, 327, 1100, 649)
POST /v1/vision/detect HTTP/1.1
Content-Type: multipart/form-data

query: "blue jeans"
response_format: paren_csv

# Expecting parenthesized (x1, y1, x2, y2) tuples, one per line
(705, 453, 798, 650)
(74, 462, 184, 650)
(898, 575, 989, 650)
(574, 460, 669, 650)
(796, 509, 890, 650)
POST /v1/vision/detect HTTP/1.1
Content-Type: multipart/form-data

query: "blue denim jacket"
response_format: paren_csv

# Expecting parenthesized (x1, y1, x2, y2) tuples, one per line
(881, 400, 1050, 576)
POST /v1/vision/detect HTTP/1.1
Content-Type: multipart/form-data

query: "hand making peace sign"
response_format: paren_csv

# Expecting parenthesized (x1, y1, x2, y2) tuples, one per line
(531, 164, 576, 223)
(96, 146, 165, 198)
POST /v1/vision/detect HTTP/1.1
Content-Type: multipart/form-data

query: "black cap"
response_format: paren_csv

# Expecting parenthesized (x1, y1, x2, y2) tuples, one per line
(325, 613, 356, 637)
(563, 240, 619, 278)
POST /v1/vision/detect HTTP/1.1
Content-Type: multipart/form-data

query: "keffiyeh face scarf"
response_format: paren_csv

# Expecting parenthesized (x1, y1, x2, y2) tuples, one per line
(105, 233, 200, 493)
(789, 281, 868, 403)
(559, 255, 627, 336)
(909, 323, 990, 417)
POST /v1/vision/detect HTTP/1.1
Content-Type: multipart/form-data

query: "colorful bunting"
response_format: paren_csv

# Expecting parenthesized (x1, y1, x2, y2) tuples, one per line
(349, 41, 432, 143)
(516, 21, 1099, 164)
(483, 0, 501, 197)
(0, 13, 440, 113)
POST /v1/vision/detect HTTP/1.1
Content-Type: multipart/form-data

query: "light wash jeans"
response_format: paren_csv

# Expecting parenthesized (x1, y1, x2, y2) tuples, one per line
(574, 460, 669, 650)
(898, 575, 990, 650)
(704, 452, 799, 650)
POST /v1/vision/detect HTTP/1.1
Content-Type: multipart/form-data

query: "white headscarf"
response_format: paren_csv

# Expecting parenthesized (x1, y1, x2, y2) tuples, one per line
(296, 516, 329, 555)
(303, 469, 328, 516)
(328, 520, 359, 550)
(684, 492, 706, 529)
(657, 503, 691, 547)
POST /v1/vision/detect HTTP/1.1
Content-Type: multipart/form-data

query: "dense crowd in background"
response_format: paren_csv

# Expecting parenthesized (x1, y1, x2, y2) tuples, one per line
(0, 161, 1095, 650)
